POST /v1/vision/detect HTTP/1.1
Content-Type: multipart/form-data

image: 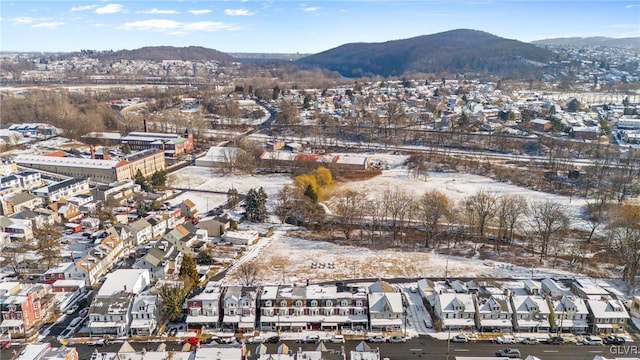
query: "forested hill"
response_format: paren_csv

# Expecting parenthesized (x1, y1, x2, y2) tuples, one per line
(92, 46, 236, 62)
(296, 29, 555, 78)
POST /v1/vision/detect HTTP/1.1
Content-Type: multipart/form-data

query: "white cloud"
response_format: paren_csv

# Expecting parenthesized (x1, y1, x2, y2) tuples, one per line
(95, 4, 125, 14)
(137, 8, 180, 15)
(119, 19, 180, 31)
(32, 21, 65, 29)
(119, 19, 240, 33)
(625, 4, 639, 8)
(303, 6, 320, 12)
(11, 16, 36, 24)
(189, 9, 211, 15)
(224, 8, 255, 16)
(71, 4, 97, 12)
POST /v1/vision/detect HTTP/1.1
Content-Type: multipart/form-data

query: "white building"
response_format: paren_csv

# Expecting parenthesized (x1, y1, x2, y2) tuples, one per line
(511, 295, 551, 332)
(434, 293, 476, 330)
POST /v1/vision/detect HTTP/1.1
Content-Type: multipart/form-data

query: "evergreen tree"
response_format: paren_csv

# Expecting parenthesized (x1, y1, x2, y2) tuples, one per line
(150, 170, 167, 187)
(304, 184, 318, 202)
(245, 187, 268, 222)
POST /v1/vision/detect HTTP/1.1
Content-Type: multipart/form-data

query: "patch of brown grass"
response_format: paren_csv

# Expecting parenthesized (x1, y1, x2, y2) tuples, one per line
(337, 169, 382, 182)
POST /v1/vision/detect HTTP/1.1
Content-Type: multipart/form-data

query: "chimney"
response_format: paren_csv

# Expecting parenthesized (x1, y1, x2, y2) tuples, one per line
(143, 118, 148, 133)
(90, 145, 95, 159)
(102, 148, 109, 160)
(124, 285, 127, 292)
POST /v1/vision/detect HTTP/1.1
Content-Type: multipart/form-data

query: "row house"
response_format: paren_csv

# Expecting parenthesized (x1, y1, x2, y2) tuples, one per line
(147, 215, 167, 239)
(69, 234, 124, 286)
(511, 295, 551, 332)
(221, 286, 258, 333)
(368, 280, 403, 332)
(2, 192, 44, 216)
(133, 240, 182, 282)
(549, 295, 589, 334)
(163, 223, 205, 257)
(1, 217, 34, 241)
(32, 178, 90, 203)
(259, 284, 369, 332)
(91, 180, 139, 204)
(474, 292, 513, 332)
(13, 208, 57, 232)
(0, 282, 52, 336)
(129, 295, 158, 336)
(88, 269, 150, 337)
(585, 298, 630, 335)
(0, 171, 42, 191)
(186, 282, 222, 329)
(433, 293, 476, 331)
(126, 218, 153, 246)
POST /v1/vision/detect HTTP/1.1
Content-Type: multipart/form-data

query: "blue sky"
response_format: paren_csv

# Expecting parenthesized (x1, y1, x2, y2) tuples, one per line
(1, 1, 638, 53)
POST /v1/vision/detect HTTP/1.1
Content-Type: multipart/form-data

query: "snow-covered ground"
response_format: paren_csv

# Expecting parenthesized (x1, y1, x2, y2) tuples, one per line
(169, 162, 598, 285)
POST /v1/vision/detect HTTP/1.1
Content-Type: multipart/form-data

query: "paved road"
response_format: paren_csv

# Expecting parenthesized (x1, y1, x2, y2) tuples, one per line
(1, 337, 629, 360)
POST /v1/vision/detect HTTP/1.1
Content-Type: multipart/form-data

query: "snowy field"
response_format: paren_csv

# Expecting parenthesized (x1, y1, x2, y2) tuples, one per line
(171, 161, 596, 285)
(224, 225, 579, 286)
(335, 168, 590, 231)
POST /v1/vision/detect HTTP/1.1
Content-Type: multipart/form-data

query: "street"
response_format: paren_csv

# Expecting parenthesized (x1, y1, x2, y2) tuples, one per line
(1, 336, 631, 360)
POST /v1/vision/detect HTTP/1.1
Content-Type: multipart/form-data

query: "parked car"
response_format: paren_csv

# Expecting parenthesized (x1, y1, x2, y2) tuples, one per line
(182, 337, 200, 346)
(296, 335, 320, 344)
(388, 336, 407, 343)
(520, 337, 538, 345)
(87, 339, 109, 346)
(218, 337, 236, 344)
(79, 308, 89, 317)
(577, 336, 603, 345)
(494, 335, 517, 344)
(245, 336, 265, 344)
(495, 348, 521, 358)
(329, 335, 345, 343)
(69, 317, 83, 327)
(65, 305, 79, 315)
(603, 335, 626, 345)
(544, 336, 564, 345)
(450, 334, 469, 343)
(0, 339, 11, 349)
(168, 328, 178, 337)
(266, 336, 280, 344)
(367, 335, 386, 343)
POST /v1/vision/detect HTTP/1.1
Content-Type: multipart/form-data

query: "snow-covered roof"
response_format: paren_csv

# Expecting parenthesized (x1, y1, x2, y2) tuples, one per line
(437, 293, 475, 313)
(586, 299, 630, 319)
(97, 269, 149, 297)
(368, 292, 403, 314)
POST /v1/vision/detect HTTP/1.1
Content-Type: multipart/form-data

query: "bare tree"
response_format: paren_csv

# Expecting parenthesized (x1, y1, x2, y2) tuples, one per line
(463, 190, 497, 243)
(496, 194, 529, 246)
(274, 185, 297, 224)
(530, 200, 569, 261)
(33, 223, 64, 270)
(382, 187, 414, 246)
(609, 203, 640, 292)
(414, 190, 451, 248)
(236, 262, 260, 286)
(332, 189, 368, 241)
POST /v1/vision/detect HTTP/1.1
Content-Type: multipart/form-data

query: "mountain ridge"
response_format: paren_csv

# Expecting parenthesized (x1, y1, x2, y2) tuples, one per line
(532, 36, 640, 49)
(295, 29, 555, 78)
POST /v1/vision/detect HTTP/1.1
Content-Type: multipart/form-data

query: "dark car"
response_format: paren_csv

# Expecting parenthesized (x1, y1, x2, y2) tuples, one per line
(544, 336, 564, 345)
(168, 328, 178, 337)
(266, 336, 280, 343)
(603, 335, 626, 345)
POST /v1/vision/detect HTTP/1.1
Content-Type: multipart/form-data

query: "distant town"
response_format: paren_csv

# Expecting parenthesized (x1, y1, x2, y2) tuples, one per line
(0, 34, 639, 360)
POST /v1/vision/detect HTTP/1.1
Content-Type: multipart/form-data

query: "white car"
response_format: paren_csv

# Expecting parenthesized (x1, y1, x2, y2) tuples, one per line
(65, 305, 79, 315)
(494, 335, 517, 344)
(245, 336, 265, 344)
(329, 335, 345, 343)
(578, 336, 603, 345)
(388, 336, 407, 343)
(367, 335, 386, 343)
